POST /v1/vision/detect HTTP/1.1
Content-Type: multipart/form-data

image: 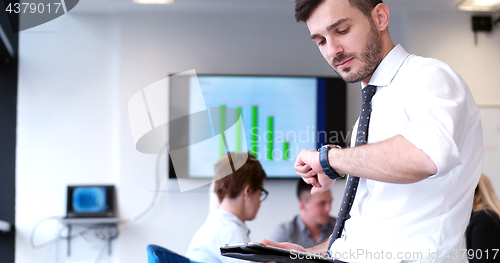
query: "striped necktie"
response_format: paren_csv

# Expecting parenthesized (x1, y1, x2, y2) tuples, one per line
(328, 85, 378, 251)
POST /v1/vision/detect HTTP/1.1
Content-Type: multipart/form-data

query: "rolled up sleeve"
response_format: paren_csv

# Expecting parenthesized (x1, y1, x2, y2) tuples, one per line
(400, 65, 470, 178)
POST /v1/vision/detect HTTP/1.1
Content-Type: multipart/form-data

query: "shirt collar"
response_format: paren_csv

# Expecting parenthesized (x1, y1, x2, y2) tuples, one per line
(214, 209, 251, 236)
(296, 215, 308, 234)
(363, 44, 409, 89)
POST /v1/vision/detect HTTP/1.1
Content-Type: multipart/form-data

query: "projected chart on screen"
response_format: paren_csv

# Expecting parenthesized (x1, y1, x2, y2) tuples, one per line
(188, 76, 317, 177)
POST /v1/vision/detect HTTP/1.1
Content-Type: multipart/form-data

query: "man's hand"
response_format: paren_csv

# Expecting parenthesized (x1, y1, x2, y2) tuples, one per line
(260, 239, 307, 263)
(260, 239, 306, 252)
(294, 149, 336, 195)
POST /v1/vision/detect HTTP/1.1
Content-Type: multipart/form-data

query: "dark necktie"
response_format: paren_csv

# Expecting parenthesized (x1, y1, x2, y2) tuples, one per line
(328, 85, 377, 251)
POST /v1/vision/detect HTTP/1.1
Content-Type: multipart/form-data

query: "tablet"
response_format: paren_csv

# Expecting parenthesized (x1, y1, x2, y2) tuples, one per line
(220, 242, 335, 263)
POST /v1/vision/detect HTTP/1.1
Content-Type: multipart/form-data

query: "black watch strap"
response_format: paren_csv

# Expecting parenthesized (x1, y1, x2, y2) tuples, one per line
(318, 145, 345, 180)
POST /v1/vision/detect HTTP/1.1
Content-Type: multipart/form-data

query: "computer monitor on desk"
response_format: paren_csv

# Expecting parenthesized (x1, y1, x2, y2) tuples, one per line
(65, 185, 116, 219)
(61, 185, 118, 256)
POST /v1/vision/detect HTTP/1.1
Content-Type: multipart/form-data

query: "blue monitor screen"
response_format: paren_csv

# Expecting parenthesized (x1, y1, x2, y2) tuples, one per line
(72, 187, 107, 213)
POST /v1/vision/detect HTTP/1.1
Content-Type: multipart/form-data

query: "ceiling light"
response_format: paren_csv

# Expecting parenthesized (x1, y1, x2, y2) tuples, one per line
(132, 0, 175, 4)
(458, 0, 500, 12)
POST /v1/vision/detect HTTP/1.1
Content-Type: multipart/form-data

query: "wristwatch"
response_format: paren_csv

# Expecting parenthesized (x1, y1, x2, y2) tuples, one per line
(318, 145, 346, 180)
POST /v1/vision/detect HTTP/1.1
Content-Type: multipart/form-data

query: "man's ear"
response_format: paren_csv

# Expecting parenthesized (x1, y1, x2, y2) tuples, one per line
(299, 200, 306, 210)
(371, 3, 390, 31)
(242, 184, 251, 199)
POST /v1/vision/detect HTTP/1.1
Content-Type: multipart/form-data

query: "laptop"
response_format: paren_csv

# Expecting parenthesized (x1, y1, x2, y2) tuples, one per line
(65, 185, 116, 218)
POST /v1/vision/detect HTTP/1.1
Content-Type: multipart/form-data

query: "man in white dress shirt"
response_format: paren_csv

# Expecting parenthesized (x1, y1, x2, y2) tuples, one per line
(262, 0, 484, 262)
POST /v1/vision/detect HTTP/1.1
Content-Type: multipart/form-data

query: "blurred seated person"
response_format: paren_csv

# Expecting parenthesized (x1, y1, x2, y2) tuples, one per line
(186, 152, 268, 263)
(466, 174, 500, 263)
(269, 179, 335, 248)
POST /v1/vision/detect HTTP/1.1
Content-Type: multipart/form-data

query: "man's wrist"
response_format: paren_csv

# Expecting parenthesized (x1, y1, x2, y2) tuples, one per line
(327, 147, 344, 174)
(318, 145, 345, 180)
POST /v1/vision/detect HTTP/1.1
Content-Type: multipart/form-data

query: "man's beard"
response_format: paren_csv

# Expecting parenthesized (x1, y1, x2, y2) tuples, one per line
(332, 22, 383, 83)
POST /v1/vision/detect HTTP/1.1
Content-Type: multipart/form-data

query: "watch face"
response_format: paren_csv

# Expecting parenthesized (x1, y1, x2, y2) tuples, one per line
(319, 144, 332, 151)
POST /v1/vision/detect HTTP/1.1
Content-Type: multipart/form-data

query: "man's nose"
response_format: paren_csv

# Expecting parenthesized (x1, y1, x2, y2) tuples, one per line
(326, 40, 342, 59)
(325, 202, 332, 212)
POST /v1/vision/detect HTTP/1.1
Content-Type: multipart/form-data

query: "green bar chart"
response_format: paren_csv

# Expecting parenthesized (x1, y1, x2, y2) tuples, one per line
(248, 106, 289, 161)
(283, 141, 290, 160)
(187, 75, 317, 178)
(251, 105, 259, 157)
(236, 107, 242, 153)
(267, 116, 274, 160)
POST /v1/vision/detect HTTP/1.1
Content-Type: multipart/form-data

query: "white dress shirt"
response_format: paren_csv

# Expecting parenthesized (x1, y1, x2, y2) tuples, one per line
(330, 45, 484, 263)
(186, 209, 252, 263)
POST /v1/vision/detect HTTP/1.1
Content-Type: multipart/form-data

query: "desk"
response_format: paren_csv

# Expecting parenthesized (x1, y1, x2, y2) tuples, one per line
(60, 217, 119, 256)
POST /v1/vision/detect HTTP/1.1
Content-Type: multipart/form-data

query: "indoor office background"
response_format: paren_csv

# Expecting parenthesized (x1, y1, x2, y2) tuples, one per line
(4, 0, 500, 262)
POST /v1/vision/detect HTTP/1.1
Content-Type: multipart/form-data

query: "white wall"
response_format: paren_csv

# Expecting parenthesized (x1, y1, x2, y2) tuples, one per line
(406, 10, 500, 106)
(16, 5, 500, 263)
(17, 14, 121, 262)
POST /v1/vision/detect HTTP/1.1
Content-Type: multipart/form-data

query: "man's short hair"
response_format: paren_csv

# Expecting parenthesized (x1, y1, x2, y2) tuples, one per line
(214, 152, 267, 203)
(296, 179, 313, 201)
(294, 0, 383, 22)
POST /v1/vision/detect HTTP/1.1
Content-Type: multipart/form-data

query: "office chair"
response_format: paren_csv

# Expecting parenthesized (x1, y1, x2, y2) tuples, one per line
(147, 244, 203, 263)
